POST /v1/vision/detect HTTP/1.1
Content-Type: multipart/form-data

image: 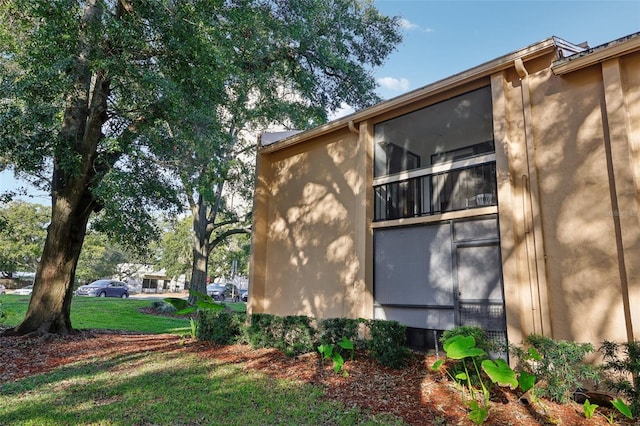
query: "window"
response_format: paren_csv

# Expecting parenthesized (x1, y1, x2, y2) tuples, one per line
(373, 87, 496, 221)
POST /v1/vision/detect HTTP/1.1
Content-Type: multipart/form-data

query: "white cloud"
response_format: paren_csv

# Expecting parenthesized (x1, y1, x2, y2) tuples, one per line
(377, 77, 410, 92)
(399, 18, 434, 33)
(399, 18, 419, 30)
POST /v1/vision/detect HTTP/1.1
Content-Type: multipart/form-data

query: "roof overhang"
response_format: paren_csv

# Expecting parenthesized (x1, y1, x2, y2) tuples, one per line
(260, 36, 576, 154)
(552, 32, 640, 75)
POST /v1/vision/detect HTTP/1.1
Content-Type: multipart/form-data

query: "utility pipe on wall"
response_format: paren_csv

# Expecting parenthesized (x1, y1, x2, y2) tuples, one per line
(514, 58, 552, 337)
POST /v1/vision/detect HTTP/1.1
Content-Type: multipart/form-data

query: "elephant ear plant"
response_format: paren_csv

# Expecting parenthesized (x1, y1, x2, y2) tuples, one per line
(432, 335, 518, 425)
(165, 290, 225, 338)
(318, 336, 355, 376)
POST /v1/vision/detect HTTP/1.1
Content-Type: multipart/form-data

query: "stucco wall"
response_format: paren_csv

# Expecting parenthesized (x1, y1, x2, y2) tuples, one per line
(249, 128, 371, 319)
(510, 53, 640, 344)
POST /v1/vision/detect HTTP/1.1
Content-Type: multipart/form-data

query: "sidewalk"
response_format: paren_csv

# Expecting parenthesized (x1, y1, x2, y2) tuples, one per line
(129, 291, 188, 300)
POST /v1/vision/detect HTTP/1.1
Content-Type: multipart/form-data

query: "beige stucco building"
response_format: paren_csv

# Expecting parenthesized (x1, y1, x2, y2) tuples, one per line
(249, 33, 640, 350)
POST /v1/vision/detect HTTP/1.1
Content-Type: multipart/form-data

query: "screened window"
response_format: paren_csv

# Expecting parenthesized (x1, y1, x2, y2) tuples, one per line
(374, 86, 494, 178)
(373, 86, 496, 220)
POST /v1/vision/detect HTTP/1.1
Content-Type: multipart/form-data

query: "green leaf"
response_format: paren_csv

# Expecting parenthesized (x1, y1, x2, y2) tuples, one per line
(332, 353, 344, 373)
(481, 359, 518, 389)
(518, 371, 536, 392)
(194, 300, 224, 311)
(466, 400, 489, 425)
(611, 398, 633, 419)
(455, 372, 468, 381)
(337, 336, 354, 350)
(583, 399, 598, 419)
(164, 297, 190, 311)
(318, 343, 333, 359)
(189, 290, 213, 303)
(527, 347, 543, 361)
(431, 359, 444, 371)
(444, 335, 487, 360)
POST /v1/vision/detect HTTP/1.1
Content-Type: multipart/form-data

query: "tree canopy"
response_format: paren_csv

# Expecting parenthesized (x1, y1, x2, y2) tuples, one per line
(0, 201, 49, 277)
(0, 0, 402, 335)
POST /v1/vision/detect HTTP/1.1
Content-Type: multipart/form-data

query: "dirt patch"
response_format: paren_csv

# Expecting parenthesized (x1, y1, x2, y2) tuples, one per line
(0, 330, 631, 425)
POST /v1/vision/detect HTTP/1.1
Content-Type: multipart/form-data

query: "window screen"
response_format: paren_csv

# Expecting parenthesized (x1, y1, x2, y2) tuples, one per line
(374, 223, 454, 306)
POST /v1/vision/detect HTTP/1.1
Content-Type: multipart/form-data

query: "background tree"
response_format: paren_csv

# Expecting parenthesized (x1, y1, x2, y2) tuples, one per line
(0, 201, 50, 277)
(157, 216, 192, 282)
(208, 232, 251, 281)
(0, 0, 401, 335)
(74, 231, 129, 285)
(149, 0, 403, 302)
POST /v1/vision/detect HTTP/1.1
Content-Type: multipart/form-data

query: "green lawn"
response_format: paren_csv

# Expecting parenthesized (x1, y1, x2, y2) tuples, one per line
(0, 295, 406, 425)
(0, 350, 402, 425)
(1, 294, 192, 334)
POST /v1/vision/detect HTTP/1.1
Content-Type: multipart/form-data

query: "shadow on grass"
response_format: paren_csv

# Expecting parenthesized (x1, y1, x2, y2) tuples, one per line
(0, 347, 403, 425)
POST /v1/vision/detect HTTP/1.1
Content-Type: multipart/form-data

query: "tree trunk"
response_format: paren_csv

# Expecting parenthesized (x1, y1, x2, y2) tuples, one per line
(189, 196, 211, 305)
(2, 0, 107, 336)
(6, 196, 95, 336)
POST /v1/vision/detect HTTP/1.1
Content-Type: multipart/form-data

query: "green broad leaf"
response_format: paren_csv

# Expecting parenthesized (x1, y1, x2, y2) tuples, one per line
(332, 353, 344, 373)
(466, 400, 489, 425)
(164, 297, 190, 311)
(481, 359, 518, 389)
(455, 372, 468, 381)
(175, 306, 197, 315)
(444, 335, 487, 360)
(194, 300, 224, 311)
(583, 399, 598, 419)
(431, 359, 444, 371)
(318, 344, 333, 358)
(518, 371, 537, 392)
(164, 297, 197, 315)
(189, 290, 214, 303)
(337, 336, 354, 350)
(611, 398, 633, 419)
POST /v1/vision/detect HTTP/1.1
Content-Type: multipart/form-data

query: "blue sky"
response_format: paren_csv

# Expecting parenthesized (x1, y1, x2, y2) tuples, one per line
(2, 1, 639, 203)
(371, 0, 640, 99)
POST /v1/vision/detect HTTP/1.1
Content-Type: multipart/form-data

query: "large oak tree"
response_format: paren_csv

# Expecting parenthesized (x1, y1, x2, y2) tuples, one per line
(0, 0, 401, 335)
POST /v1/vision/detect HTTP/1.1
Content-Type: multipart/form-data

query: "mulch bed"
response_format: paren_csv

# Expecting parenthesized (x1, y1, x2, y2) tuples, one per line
(2, 328, 631, 425)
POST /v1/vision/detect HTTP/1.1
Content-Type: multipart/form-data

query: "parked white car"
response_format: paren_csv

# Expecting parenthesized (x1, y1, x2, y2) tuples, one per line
(13, 285, 33, 296)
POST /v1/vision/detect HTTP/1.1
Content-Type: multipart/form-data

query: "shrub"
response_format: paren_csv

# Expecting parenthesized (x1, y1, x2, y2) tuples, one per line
(243, 314, 316, 356)
(150, 300, 177, 314)
(243, 313, 277, 349)
(367, 319, 411, 369)
(432, 335, 519, 425)
(279, 315, 317, 356)
(511, 334, 600, 403)
(601, 340, 640, 417)
(318, 318, 365, 349)
(197, 310, 246, 344)
(221, 313, 413, 369)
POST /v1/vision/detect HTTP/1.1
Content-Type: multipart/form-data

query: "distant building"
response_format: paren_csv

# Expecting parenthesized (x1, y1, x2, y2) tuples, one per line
(115, 263, 187, 293)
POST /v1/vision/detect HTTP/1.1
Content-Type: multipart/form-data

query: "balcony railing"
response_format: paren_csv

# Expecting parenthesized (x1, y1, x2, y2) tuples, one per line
(374, 161, 497, 221)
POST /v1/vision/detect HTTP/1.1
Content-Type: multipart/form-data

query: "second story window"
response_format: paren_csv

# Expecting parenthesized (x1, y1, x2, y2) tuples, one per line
(373, 87, 496, 221)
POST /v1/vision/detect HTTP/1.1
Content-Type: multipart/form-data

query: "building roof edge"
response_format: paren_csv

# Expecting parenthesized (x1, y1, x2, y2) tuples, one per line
(552, 32, 640, 75)
(260, 37, 562, 154)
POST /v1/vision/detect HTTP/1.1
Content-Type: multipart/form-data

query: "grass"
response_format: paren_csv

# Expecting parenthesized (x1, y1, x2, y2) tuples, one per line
(0, 294, 194, 334)
(0, 295, 405, 425)
(1, 294, 247, 334)
(0, 350, 403, 425)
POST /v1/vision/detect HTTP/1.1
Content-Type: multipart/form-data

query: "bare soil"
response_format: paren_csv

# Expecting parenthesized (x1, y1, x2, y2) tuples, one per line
(0, 329, 632, 425)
